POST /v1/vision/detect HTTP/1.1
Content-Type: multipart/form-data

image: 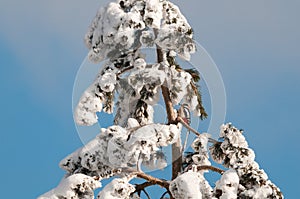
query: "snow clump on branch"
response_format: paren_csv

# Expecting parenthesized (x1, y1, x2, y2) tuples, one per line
(210, 123, 283, 199)
(75, 56, 202, 126)
(213, 169, 239, 199)
(38, 174, 101, 199)
(170, 169, 212, 199)
(74, 61, 118, 125)
(60, 119, 182, 175)
(97, 177, 135, 199)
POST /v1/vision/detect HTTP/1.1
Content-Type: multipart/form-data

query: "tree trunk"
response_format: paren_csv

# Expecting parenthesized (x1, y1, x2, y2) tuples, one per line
(156, 47, 182, 184)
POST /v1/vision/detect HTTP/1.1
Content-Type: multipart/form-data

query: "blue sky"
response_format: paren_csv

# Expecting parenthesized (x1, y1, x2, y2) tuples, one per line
(0, 0, 299, 198)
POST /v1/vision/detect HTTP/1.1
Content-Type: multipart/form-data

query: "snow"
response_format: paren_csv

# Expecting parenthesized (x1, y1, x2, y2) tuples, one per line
(188, 133, 211, 173)
(97, 177, 135, 199)
(38, 174, 101, 199)
(98, 72, 117, 92)
(140, 30, 155, 47)
(170, 170, 212, 199)
(85, 0, 195, 63)
(74, 85, 103, 126)
(133, 58, 146, 70)
(74, 61, 119, 126)
(172, 134, 213, 198)
(128, 63, 166, 105)
(144, 0, 163, 28)
(156, 1, 194, 60)
(166, 65, 192, 105)
(170, 170, 203, 199)
(210, 123, 283, 198)
(214, 169, 239, 199)
(127, 117, 140, 128)
(60, 119, 182, 174)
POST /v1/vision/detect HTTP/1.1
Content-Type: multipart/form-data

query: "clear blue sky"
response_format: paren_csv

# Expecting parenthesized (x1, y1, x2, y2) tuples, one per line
(0, 0, 299, 198)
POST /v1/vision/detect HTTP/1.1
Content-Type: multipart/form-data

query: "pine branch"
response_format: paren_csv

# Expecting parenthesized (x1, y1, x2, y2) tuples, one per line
(190, 81, 208, 120)
(166, 53, 207, 120)
(184, 68, 200, 82)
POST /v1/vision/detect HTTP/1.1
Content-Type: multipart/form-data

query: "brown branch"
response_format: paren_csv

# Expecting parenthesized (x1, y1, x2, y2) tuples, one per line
(122, 168, 170, 189)
(156, 46, 177, 124)
(133, 175, 172, 199)
(177, 116, 219, 144)
(156, 47, 182, 182)
(135, 181, 156, 192)
(117, 66, 134, 78)
(197, 165, 224, 174)
(177, 116, 201, 136)
(171, 141, 182, 180)
(161, 85, 177, 124)
(135, 171, 170, 189)
(185, 165, 224, 174)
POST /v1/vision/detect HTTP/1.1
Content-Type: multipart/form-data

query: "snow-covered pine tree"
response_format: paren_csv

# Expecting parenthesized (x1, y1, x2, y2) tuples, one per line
(38, 0, 283, 198)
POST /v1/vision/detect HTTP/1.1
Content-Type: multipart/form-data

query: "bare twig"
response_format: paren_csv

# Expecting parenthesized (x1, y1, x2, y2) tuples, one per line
(160, 191, 170, 199)
(142, 189, 151, 199)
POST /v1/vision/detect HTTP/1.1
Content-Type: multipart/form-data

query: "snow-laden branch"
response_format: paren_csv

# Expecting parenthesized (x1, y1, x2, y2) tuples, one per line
(210, 123, 283, 199)
(74, 60, 119, 125)
(97, 176, 136, 199)
(213, 169, 240, 199)
(169, 170, 213, 199)
(75, 55, 204, 127)
(60, 119, 182, 175)
(38, 174, 101, 199)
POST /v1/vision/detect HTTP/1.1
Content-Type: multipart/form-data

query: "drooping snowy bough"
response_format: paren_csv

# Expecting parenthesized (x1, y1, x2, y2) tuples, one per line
(38, 0, 283, 198)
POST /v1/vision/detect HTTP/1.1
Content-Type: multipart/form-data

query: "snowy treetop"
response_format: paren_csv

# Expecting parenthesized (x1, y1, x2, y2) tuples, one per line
(74, 0, 205, 128)
(85, 0, 194, 63)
